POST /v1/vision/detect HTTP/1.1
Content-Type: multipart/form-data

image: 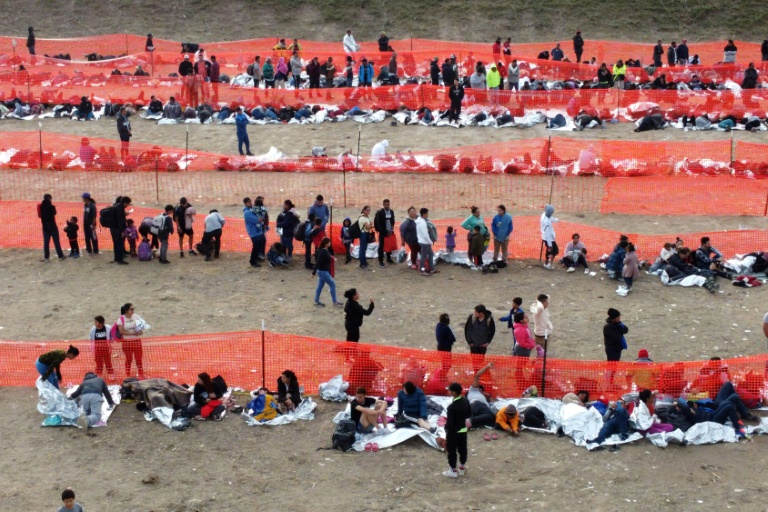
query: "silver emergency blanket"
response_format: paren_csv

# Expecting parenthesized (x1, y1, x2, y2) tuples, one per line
(241, 397, 317, 426)
(143, 407, 190, 430)
(318, 375, 350, 402)
(682, 422, 737, 444)
(37, 379, 81, 426)
(436, 248, 495, 268)
(646, 428, 686, 448)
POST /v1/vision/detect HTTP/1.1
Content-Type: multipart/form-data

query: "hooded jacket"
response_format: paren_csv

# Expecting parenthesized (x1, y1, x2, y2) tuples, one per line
(38, 199, 57, 230)
(397, 387, 428, 419)
(464, 312, 495, 347)
(70, 372, 115, 405)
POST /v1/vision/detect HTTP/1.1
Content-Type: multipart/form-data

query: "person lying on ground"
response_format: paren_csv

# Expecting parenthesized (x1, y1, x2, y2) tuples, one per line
(495, 404, 520, 436)
(70, 371, 115, 428)
(247, 387, 279, 422)
(277, 370, 302, 413)
(396, 381, 434, 432)
(673, 397, 748, 438)
(350, 387, 389, 434)
(465, 363, 497, 429)
(562, 390, 590, 407)
(634, 113, 665, 132)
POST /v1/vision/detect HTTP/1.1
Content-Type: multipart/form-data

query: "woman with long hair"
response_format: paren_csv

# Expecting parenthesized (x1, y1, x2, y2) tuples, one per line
(312, 237, 343, 307)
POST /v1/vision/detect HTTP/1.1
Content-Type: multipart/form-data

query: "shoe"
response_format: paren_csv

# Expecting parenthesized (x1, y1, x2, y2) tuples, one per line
(92, 420, 107, 428)
(589, 445, 605, 452)
(58, 256, 67, 261)
(189, 250, 198, 256)
(76, 413, 89, 430)
(387, 258, 395, 264)
(744, 413, 759, 422)
(458, 465, 466, 476)
(180, 251, 184, 258)
(379, 263, 386, 269)
(567, 267, 575, 273)
(543, 263, 553, 270)
(442, 469, 459, 478)
(268, 261, 275, 267)
(410, 264, 418, 270)
(333, 302, 344, 307)
(246, 152, 255, 156)
(429, 427, 437, 434)
(585, 268, 590, 274)
(41, 258, 50, 263)
(250, 262, 262, 267)
(116, 260, 129, 265)
(214, 410, 226, 421)
(314, 301, 326, 307)
(420, 271, 432, 277)
(204, 257, 212, 262)
(608, 445, 621, 452)
(160, 259, 170, 264)
(430, 269, 440, 274)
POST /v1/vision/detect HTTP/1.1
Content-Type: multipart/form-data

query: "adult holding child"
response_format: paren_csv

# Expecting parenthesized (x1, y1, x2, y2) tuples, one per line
(115, 303, 149, 379)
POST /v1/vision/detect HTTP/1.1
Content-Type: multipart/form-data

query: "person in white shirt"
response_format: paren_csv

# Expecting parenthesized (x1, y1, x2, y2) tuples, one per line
(563, 233, 589, 273)
(540, 204, 558, 269)
(649, 242, 677, 272)
(415, 207, 437, 276)
(201, 209, 226, 261)
(530, 294, 553, 347)
(371, 139, 389, 160)
(343, 30, 359, 53)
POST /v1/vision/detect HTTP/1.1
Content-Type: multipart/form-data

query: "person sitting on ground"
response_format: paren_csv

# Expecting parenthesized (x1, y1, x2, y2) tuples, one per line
(134, 65, 149, 76)
(267, 242, 287, 267)
(246, 387, 279, 422)
(694, 236, 729, 277)
(605, 236, 628, 279)
(574, 111, 602, 130)
(277, 369, 302, 413)
(634, 113, 666, 132)
(495, 404, 520, 436)
(635, 348, 653, 362)
(651, 73, 667, 90)
(649, 242, 676, 272)
(76, 95, 94, 121)
(707, 381, 759, 422)
(371, 139, 390, 160)
(396, 381, 433, 431)
(562, 390, 589, 407)
(562, 233, 589, 273)
(184, 372, 226, 420)
(162, 96, 183, 119)
(631, 389, 675, 436)
(586, 398, 630, 450)
(350, 387, 389, 434)
(465, 363, 497, 429)
(70, 371, 115, 428)
(148, 95, 163, 114)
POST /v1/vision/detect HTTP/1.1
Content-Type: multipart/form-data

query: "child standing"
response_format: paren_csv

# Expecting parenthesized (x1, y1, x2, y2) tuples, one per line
(621, 242, 640, 293)
(445, 226, 456, 253)
(58, 488, 83, 512)
(123, 218, 139, 257)
(469, 225, 485, 267)
(341, 217, 353, 264)
(63, 216, 80, 258)
(89, 315, 113, 378)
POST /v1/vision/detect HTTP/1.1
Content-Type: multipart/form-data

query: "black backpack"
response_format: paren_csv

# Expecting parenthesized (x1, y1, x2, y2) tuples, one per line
(332, 419, 357, 451)
(294, 220, 309, 242)
(347, 217, 362, 240)
(99, 205, 117, 228)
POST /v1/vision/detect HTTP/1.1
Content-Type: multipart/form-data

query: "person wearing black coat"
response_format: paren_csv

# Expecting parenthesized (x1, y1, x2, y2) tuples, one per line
(178, 56, 194, 76)
(436, 313, 456, 352)
(430, 58, 441, 85)
(603, 308, 628, 361)
(117, 106, 132, 161)
(343, 288, 375, 342)
(26, 26, 35, 55)
(448, 78, 465, 123)
(38, 194, 65, 260)
(742, 63, 759, 89)
(374, 199, 396, 267)
(653, 40, 664, 67)
(443, 382, 471, 478)
(762, 40, 768, 61)
(667, 42, 677, 66)
(110, 196, 132, 264)
(573, 31, 584, 63)
(277, 370, 302, 412)
(442, 59, 455, 86)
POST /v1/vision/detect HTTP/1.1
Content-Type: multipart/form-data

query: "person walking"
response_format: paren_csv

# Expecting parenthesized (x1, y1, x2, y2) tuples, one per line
(81, 192, 99, 255)
(603, 308, 628, 362)
(116, 106, 132, 162)
(201, 209, 225, 261)
(443, 382, 471, 478)
(374, 199, 396, 268)
(243, 197, 263, 268)
(38, 193, 65, 261)
(343, 288, 374, 342)
(109, 196, 131, 264)
(491, 204, 513, 266)
(26, 26, 35, 55)
(313, 238, 343, 307)
(235, 107, 254, 156)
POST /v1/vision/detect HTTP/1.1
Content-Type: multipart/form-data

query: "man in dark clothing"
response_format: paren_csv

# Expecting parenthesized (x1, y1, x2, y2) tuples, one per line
(178, 55, 194, 76)
(374, 199, 396, 268)
(116, 107, 132, 161)
(110, 196, 131, 264)
(26, 26, 35, 55)
(442, 58, 455, 86)
(676, 39, 689, 65)
(633, 113, 665, 132)
(148, 95, 163, 114)
(667, 42, 677, 67)
(38, 194, 65, 261)
(430, 57, 440, 85)
(81, 192, 98, 254)
(443, 382, 471, 478)
(573, 31, 584, 63)
(465, 305, 495, 370)
(399, 206, 420, 269)
(762, 40, 768, 61)
(673, 398, 746, 438)
(448, 78, 464, 124)
(603, 308, 628, 361)
(653, 40, 664, 67)
(307, 57, 322, 89)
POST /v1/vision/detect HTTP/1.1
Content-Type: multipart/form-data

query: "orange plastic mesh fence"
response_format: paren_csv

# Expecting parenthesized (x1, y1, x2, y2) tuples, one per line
(2, 201, 767, 259)
(3, 331, 767, 401)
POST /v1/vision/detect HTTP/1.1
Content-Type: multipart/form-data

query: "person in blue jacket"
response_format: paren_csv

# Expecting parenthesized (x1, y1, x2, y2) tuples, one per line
(397, 381, 434, 431)
(243, 197, 263, 267)
(235, 107, 254, 156)
(499, 297, 524, 332)
(435, 313, 456, 352)
(491, 204, 513, 265)
(358, 58, 374, 87)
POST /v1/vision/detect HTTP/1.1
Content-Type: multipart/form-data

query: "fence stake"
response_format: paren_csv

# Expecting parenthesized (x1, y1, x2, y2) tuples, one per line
(730, 129, 735, 167)
(540, 331, 549, 397)
(185, 125, 189, 170)
(38, 122, 43, 171)
(329, 198, 334, 246)
(125, 31, 129, 55)
(546, 135, 555, 204)
(155, 159, 159, 204)
(26, 74, 31, 103)
(261, 320, 266, 388)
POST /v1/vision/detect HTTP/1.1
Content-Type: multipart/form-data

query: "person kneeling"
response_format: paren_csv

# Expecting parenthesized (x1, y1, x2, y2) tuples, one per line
(495, 404, 520, 436)
(70, 371, 115, 428)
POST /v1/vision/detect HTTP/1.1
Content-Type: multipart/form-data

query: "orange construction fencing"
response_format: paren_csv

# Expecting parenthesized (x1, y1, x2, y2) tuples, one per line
(3, 330, 766, 403)
(3, 200, 768, 259)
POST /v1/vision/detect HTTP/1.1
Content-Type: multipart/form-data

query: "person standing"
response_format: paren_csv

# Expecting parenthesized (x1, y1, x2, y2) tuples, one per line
(235, 107, 254, 156)
(540, 204, 558, 270)
(243, 197, 263, 268)
(89, 315, 113, 378)
(448, 77, 464, 124)
(357, 205, 373, 270)
(436, 313, 456, 372)
(343, 288, 374, 342)
(38, 193, 65, 261)
(491, 204, 513, 266)
(531, 294, 553, 347)
(603, 308, 628, 361)
(676, 39, 689, 65)
(374, 199, 396, 268)
(573, 31, 584, 63)
(115, 303, 147, 378)
(81, 192, 98, 254)
(276, 200, 299, 261)
(430, 57, 440, 85)
(621, 243, 640, 293)
(110, 196, 131, 264)
(116, 107, 132, 162)
(465, 305, 495, 368)
(157, 205, 174, 264)
(307, 194, 330, 230)
(313, 238, 343, 307)
(443, 382, 471, 478)
(460, 206, 488, 261)
(653, 40, 664, 68)
(667, 42, 677, 67)
(399, 206, 421, 270)
(174, 197, 197, 258)
(507, 59, 520, 91)
(201, 209, 225, 261)
(26, 26, 35, 55)
(415, 207, 437, 275)
(209, 55, 220, 103)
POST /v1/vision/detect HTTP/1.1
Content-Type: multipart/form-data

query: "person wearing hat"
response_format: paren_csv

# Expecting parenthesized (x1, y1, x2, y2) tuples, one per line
(81, 192, 98, 254)
(443, 382, 471, 478)
(26, 26, 35, 55)
(636, 348, 653, 362)
(573, 31, 584, 63)
(495, 404, 520, 436)
(603, 308, 628, 361)
(235, 106, 253, 156)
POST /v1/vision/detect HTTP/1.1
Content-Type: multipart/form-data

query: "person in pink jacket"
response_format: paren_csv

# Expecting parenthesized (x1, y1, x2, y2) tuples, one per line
(621, 243, 640, 293)
(512, 311, 536, 357)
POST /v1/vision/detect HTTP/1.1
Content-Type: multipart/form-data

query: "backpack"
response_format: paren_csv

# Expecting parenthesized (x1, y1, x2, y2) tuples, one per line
(294, 220, 309, 242)
(110, 316, 124, 340)
(138, 240, 152, 261)
(347, 217, 362, 240)
(427, 220, 438, 242)
(332, 419, 357, 451)
(99, 205, 117, 228)
(150, 214, 165, 235)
